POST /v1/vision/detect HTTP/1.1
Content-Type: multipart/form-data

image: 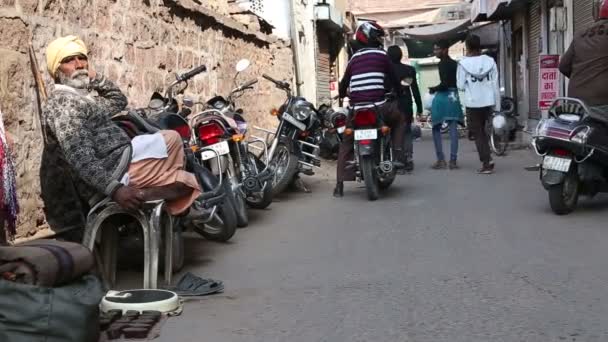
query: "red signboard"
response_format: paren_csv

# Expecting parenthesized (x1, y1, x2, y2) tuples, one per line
(538, 55, 560, 110)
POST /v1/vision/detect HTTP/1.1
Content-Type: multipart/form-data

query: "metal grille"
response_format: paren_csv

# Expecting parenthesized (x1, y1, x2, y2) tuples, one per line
(316, 26, 331, 106)
(527, 0, 542, 119)
(574, 0, 594, 34)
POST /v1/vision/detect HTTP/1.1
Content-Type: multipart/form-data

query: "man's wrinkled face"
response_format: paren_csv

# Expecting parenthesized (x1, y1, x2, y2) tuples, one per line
(56, 54, 90, 89)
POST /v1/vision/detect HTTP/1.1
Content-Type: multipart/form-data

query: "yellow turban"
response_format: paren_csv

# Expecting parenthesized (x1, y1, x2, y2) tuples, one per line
(45, 35, 88, 77)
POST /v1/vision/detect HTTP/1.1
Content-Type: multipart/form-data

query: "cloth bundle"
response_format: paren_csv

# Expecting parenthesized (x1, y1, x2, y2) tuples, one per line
(0, 239, 94, 287)
(0, 107, 18, 241)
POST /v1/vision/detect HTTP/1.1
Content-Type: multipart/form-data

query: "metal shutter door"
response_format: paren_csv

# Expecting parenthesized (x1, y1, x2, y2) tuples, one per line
(316, 27, 331, 105)
(574, 0, 595, 34)
(527, 1, 542, 119)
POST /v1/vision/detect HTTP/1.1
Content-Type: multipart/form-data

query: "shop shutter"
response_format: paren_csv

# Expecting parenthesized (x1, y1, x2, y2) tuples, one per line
(316, 27, 331, 106)
(527, 0, 542, 119)
(573, 0, 595, 34)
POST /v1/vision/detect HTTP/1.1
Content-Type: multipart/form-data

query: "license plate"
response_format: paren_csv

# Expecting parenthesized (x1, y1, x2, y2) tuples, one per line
(543, 156, 572, 172)
(201, 141, 230, 160)
(282, 112, 307, 131)
(337, 126, 346, 134)
(354, 129, 377, 141)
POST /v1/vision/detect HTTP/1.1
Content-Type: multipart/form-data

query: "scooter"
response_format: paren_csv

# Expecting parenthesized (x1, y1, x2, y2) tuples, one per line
(532, 97, 608, 215)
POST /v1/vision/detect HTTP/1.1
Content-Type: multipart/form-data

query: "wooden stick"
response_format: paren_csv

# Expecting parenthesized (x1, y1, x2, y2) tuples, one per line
(28, 43, 47, 143)
(28, 44, 47, 100)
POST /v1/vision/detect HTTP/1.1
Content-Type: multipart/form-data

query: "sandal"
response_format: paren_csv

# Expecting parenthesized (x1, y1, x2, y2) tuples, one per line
(165, 272, 224, 297)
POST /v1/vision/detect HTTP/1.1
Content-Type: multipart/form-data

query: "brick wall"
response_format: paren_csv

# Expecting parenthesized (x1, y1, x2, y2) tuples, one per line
(0, 0, 294, 240)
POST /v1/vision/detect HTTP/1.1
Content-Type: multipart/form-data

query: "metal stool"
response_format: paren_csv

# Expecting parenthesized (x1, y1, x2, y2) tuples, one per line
(82, 198, 174, 289)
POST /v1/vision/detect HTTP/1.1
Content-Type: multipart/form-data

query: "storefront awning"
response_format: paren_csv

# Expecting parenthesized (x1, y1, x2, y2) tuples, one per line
(398, 20, 471, 59)
(398, 19, 471, 41)
(471, 0, 529, 22)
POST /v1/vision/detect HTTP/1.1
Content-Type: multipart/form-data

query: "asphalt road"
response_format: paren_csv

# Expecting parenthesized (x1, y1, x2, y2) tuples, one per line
(160, 138, 608, 342)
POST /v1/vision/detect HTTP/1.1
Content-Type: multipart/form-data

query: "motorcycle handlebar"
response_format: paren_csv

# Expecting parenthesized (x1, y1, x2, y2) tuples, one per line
(178, 65, 207, 82)
(262, 73, 278, 84)
(262, 74, 290, 90)
(242, 79, 258, 89)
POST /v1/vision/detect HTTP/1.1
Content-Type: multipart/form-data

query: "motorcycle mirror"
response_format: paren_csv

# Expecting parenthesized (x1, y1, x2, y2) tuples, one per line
(183, 97, 194, 108)
(236, 59, 251, 73)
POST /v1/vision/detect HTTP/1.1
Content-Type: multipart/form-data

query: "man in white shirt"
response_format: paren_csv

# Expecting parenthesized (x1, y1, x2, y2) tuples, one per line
(457, 34, 501, 174)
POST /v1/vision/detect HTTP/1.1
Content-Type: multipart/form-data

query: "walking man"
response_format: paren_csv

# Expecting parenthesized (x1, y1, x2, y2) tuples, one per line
(387, 45, 423, 172)
(457, 34, 500, 174)
(429, 40, 463, 170)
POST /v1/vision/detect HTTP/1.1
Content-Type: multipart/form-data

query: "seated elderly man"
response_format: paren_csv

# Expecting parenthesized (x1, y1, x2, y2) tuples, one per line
(43, 36, 201, 214)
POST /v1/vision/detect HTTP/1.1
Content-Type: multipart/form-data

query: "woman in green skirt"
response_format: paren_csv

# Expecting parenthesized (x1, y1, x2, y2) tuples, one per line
(429, 40, 464, 170)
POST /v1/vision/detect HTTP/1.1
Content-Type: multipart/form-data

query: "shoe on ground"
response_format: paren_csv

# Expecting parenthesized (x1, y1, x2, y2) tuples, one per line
(431, 160, 447, 170)
(405, 161, 414, 172)
(449, 160, 459, 170)
(477, 163, 495, 174)
(393, 161, 406, 170)
(333, 182, 344, 198)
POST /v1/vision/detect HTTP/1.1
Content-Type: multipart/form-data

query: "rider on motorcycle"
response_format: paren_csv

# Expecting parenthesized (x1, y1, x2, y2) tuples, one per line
(333, 21, 406, 197)
(559, 0, 608, 123)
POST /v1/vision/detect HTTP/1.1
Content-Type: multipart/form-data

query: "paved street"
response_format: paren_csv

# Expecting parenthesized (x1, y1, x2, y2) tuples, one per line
(161, 138, 608, 342)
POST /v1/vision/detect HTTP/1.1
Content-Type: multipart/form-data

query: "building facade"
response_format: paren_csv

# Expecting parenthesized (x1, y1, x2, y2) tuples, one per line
(471, 0, 595, 132)
(238, 0, 352, 106)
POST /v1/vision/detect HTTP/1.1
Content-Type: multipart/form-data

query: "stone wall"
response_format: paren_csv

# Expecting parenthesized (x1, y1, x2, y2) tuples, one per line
(0, 0, 294, 240)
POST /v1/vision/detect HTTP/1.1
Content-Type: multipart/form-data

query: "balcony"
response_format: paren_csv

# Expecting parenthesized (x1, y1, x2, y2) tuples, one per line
(315, 0, 344, 32)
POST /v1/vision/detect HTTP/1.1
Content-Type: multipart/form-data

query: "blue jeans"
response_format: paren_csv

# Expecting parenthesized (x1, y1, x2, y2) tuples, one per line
(432, 120, 459, 162)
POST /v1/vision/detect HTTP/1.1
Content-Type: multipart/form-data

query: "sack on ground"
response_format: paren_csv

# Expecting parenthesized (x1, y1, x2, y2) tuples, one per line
(0, 239, 94, 287)
(0, 274, 104, 342)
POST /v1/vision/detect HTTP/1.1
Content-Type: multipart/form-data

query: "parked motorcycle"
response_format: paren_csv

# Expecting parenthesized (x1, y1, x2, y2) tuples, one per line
(318, 100, 348, 160)
(189, 60, 274, 228)
(532, 97, 608, 215)
(347, 101, 397, 201)
(131, 64, 238, 242)
(258, 74, 322, 196)
(487, 96, 519, 156)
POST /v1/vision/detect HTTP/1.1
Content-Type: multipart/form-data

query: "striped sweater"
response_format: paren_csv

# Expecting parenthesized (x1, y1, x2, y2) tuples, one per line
(339, 48, 401, 108)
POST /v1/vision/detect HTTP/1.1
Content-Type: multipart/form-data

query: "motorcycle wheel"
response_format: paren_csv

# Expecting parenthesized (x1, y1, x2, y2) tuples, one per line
(245, 152, 273, 210)
(270, 141, 299, 197)
(361, 155, 379, 201)
(490, 125, 509, 156)
(193, 194, 238, 242)
(548, 171, 579, 215)
(227, 178, 249, 228)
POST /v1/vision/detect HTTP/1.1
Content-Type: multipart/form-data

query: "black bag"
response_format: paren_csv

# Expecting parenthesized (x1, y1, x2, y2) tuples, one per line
(0, 275, 104, 342)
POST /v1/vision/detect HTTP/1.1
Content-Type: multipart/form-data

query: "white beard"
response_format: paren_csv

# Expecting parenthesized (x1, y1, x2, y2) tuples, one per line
(57, 70, 90, 90)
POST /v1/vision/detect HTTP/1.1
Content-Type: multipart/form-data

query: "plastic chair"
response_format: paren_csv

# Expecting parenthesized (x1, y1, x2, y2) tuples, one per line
(82, 198, 174, 289)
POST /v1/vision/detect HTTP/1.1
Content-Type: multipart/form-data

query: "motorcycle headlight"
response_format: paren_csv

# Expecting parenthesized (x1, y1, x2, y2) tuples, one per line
(293, 104, 314, 121)
(492, 114, 507, 130)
